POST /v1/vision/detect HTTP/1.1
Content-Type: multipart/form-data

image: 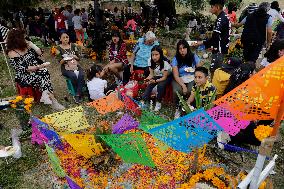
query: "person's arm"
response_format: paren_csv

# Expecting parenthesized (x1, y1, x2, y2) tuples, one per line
(277, 12, 284, 23)
(172, 66, 187, 94)
(267, 27, 273, 48)
(146, 67, 154, 81)
(55, 21, 57, 31)
(155, 70, 168, 83)
(187, 91, 195, 105)
(130, 41, 140, 72)
(27, 41, 42, 55)
(108, 45, 114, 62)
(266, 17, 273, 47)
(64, 19, 68, 30)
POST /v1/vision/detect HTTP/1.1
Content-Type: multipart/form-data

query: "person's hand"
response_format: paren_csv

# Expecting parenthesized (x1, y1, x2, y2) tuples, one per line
(110, 60, 115, 64)
(149, 79, 156, 84)
(193, 41, 203, 47)
(182, 85, 188, 95)
(27, 65, 39, 72)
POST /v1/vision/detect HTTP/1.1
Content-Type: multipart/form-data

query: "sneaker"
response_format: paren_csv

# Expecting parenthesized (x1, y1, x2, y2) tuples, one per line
(174, 109, 181, 119)
(154, 102, 161, 111)
(51, 100, 65, 111)
(73, 96, 80, 104)
(40, 91, 52, 105)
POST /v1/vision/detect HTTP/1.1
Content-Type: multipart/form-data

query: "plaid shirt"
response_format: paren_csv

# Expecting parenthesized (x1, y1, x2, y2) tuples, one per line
(108, 42, 128, 64)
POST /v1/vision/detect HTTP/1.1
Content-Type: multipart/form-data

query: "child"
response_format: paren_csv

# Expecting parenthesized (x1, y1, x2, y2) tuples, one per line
(72, 9, 84, 44)
(187, 67, 216, 109)
(141, 45, 172, 111)
(87, 65, 107, 100)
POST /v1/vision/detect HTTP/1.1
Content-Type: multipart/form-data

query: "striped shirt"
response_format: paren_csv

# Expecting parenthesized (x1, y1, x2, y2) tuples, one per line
(0, 25, 9, 42)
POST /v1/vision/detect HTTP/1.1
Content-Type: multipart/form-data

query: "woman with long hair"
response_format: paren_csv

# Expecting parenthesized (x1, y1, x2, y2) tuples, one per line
(171, 39, 201, 118)
(55, 32, 85, 103)
(102, 31, 128, 80)
(141, 45, 172, 111)
(6, 28, 65, 110)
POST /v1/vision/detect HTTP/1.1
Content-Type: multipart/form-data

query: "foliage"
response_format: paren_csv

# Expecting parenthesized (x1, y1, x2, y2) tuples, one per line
(30, 36, 45, 49)
(176, 0, 207, 12)
(0, 54, 16, 98)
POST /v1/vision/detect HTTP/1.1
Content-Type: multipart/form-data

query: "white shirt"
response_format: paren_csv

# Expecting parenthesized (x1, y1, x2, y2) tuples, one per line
(87, 78, 107, 100)
(148, 59, 172, 77)
(268, 9, 284, 23)
(72, 15, 82, 29)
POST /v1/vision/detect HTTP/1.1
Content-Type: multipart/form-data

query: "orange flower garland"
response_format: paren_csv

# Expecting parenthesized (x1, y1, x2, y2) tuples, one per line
(254, 125, 273, 141)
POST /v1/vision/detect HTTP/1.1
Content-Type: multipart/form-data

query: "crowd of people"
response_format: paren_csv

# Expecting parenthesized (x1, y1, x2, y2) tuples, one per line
(1, 0, 284, 121)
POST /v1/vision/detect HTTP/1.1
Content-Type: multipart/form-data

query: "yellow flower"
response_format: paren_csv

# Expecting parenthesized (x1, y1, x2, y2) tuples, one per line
(24, 97, 34, 104)
(254, 125, 273, 141)
(15, 96, 23, 101)
(11, 104, 17, 108)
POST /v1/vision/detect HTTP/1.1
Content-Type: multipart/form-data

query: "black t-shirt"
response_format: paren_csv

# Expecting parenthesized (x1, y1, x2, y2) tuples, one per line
(204, 11, 230, 54)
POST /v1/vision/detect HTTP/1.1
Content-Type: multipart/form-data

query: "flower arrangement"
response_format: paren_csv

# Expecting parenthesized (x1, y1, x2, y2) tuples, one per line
(50, 46, 57, 57)
(9, 96, 34, 113)
(254, 125, 273, 141)
(227, 38, 243, 60)
(181, 167, 233, 189)
(9, 96, 34, 130)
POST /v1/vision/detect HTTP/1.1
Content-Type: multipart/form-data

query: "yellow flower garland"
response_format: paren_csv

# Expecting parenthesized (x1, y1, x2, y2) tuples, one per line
(254, 125, 273, 141)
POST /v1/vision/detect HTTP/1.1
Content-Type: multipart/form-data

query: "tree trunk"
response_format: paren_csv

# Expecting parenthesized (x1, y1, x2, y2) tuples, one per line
(154, 0, 176, 19)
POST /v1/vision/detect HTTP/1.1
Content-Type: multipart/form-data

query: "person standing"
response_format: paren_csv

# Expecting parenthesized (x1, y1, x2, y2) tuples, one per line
(236, 2, 273, 62)
(63, 5, 76, 43)
(54, 7, 68, 39)
(72, 9, 84, 44)
(194, 0, 230, 55)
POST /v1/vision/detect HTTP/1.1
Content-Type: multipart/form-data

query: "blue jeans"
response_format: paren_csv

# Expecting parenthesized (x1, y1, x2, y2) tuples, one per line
(142, 76, 172, 102)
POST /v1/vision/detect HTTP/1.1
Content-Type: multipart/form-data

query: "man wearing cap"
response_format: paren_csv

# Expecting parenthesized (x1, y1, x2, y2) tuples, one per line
(194, 0, 230, 55)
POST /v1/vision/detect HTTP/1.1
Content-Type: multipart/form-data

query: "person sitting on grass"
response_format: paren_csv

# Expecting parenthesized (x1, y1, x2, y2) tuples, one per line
(212, 57, 242, 99)
(61, 56, 85, 103)
(187, 67, 216, 109)
(141, 45, 172, 111)
(87, 64, 107, 101)
(102, 31, 128, 82)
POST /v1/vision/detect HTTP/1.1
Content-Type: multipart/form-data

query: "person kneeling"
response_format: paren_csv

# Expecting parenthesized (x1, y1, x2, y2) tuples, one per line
(141, 45, 172, 111)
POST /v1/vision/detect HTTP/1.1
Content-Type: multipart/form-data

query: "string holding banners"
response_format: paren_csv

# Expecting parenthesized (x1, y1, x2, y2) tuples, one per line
(87, 93, 124, 115)
(99, 133, 155, 168)
(62, 134, 104, 158)
(148, 109, 223, 153)
(44, 106, 90, 133)
(214, 56, 284, 120)
(207, 105, 250, 136)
